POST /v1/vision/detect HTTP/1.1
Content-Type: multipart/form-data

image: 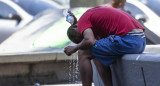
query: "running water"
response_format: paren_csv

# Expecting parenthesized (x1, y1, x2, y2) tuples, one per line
(64, 52, 80, 84)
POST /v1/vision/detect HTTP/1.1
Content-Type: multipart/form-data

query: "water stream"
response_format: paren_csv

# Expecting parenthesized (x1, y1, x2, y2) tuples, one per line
(64, 53, 80, 84)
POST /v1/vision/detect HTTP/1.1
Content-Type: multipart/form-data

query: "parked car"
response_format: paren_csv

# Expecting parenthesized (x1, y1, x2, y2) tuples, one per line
(12, 0, 65, 16)
(0, 0, 33, 43)
(0, 8, 88, 53)
(0, 0, 33, 29)
(139, 0, 160, 17)
(0, 0, 64, 43)
(125, 0, 160, 44)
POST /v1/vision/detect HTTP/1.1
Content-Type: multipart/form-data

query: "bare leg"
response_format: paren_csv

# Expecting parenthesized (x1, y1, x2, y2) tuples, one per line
(78, 49, 94, 86)
(93, 59, 113, 86)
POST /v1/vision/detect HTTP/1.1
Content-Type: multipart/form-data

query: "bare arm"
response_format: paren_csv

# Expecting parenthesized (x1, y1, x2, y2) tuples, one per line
(64, 28, 96, 56)
(75, 28, 96, 50)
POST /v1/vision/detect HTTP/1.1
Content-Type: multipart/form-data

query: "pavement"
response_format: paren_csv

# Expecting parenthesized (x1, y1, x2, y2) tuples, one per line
(41, 83, 94, 86)
(42, 84, 82, 86)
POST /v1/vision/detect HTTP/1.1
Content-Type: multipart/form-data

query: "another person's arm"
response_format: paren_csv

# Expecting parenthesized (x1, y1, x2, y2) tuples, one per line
(64, 28, 96, 56)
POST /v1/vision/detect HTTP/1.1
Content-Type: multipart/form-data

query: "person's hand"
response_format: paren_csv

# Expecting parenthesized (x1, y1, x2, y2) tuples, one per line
(64, 46, 77, 56)
(68, 10, 77, 25)
(68, 10, 74, 16)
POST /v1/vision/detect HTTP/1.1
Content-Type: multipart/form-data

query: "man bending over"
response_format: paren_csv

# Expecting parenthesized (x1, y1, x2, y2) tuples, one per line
(64, 6, 146, 86)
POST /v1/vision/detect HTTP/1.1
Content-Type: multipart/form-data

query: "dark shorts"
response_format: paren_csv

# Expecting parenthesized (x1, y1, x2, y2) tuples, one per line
(89, 35, 146, 66)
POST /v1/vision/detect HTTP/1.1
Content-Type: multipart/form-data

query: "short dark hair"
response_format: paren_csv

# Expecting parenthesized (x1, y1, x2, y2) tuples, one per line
(67, 25, 83, 44)
(113, 0, 126, 5)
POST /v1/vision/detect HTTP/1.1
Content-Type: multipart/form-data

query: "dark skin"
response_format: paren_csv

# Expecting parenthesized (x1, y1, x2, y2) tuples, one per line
(68, 11, 78, 25)
(64, 11, 113, 86)
(64, 27, 113, 86)
(64, 27, 96, 86)
(64, 27, 96, 56)
(64, 10, 96, 55)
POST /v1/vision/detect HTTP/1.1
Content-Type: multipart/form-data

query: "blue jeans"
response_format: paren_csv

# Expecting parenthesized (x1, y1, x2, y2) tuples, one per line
(90, 35, 146, 66)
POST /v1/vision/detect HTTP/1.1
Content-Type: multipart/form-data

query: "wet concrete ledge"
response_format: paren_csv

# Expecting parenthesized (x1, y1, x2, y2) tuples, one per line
(0, 51, 73, 63)
(0, 45, 159, 86)
(0, 52, 78, 86)
(0, 45, 158, 63)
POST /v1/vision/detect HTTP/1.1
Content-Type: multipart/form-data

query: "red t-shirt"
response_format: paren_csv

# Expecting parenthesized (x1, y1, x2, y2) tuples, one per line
(78, 6, 144, 38)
